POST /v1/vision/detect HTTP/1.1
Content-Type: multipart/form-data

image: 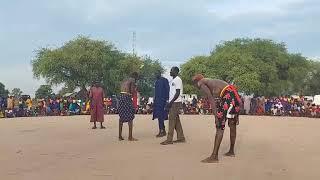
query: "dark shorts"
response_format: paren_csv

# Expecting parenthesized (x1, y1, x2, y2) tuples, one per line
(215, 85, 241, 130)
(118, 93, 135, 123)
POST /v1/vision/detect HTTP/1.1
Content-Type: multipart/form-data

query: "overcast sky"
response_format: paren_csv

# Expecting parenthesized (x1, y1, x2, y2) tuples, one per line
(0, 0, 319, 96)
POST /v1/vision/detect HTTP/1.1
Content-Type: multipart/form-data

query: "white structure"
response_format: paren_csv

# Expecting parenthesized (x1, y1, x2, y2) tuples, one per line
(304, 96, 314, 101)
(148, 97, 154, 104)
(181, 94, 198, 103)
(313, 95, 320, 105)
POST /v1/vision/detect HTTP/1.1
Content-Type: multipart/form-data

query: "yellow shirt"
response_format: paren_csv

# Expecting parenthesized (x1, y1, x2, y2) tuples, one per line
(86, 101, 90, 111)
(26, 99, 33, 108)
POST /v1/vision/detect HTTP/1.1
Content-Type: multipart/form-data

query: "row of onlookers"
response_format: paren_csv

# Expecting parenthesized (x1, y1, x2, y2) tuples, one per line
(0, 96, 151, 118)
(1, 96, 320, 118)
(242, 96, 320, 118)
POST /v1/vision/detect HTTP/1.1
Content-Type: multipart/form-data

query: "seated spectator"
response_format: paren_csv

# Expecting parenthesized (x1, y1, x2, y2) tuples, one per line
(316, 106, 320, 118)
(16, 98, 26, 117)
(60, 100, 68, 116)
(271, 105, 277, 116)
(80, 101, 89, 115)
(51, 99, 60, 116)
(0, 97, 5, 118)
(0, 97, 5, 117)
(46, 101, 53, 116)
(5, 109, 15, 118)
(310, 104, 317, 118)
(69, 100, 80, 115)
(256, 98, 265, 116)
(305, 103, 311, 117)
(146, 104, 151, 114)
(192, 97, 197, 107)
(37, 99, 45, 116)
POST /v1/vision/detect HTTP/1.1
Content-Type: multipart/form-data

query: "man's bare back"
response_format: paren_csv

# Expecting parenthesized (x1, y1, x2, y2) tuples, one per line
(192, 75, 240, 163)
(120, 78, 135, 94)
(118, 72, 139, 142)
(198, 78, 228, 97)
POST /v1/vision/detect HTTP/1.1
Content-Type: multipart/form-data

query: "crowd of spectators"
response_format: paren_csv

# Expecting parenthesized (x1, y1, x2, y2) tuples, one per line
(242, 96, 320, 118)
(1, 95, 319, 118)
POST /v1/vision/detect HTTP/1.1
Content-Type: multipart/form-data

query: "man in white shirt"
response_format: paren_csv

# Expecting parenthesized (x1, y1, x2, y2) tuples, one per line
(161, 67, 186, 145)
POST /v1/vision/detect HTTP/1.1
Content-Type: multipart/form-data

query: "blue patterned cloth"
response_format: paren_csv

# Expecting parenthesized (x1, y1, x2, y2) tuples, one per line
(118, 93, 135, 123)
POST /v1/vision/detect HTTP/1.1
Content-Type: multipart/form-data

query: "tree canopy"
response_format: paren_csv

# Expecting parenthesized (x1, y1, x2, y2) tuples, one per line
(35, 85, 54, 99)
(0, 82, 9, 97)
(32, 36, 163, 97)
(11, 88, 23, 98)
(32, 36, 319, 97)
(181, 38, 320, 96)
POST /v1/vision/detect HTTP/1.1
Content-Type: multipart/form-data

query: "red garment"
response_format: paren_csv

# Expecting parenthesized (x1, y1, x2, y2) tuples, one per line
(106, 99, 112, 106)
(132, 90, 138, 110)
(89, 86, 105, 122)
(216, 86, 241, 130)
(225, 85, 241, 104)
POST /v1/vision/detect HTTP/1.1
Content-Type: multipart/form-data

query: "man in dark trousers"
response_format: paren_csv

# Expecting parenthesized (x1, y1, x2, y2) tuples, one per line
(152, 70, 169, 137)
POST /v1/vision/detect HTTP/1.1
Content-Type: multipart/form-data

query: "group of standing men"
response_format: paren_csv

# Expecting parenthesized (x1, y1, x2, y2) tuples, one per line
(88, 66, 242, 163)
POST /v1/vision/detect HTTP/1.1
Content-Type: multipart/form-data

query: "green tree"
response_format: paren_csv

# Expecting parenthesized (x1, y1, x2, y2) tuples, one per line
(208, 47, 262, 95)
(180, 56, 210, 94)
(32, 36, 165, 96)
(286, 54, 311, 94)
(0, 82, 9, 97)
(181, 38, 312, 96)
(35, 85, 54, 99)
(303, 61, 320, 95)
(138, 56, 164, 97)
(102, 54, 143, 95)
(11, 88, 23, 98)
(32, 36, 126, 95)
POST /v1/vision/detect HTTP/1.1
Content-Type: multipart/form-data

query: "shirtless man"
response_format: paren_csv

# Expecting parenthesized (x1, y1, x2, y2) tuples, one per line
(118, 72, 139, 141)
(192, 74, 241, 163)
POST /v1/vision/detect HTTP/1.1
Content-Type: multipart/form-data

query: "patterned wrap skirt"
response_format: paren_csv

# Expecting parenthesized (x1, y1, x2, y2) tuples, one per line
(216, 85, 241, 130)
(118, 93, 135, 123)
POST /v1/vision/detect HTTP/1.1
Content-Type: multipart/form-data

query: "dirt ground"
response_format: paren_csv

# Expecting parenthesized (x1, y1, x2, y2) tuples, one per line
(1, 115, 319, 180)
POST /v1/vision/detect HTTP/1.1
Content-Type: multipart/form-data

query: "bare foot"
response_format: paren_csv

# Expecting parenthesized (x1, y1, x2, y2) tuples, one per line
(224, 152, 235, 157)
(128, 137, 138, 141)
(201, 157, 219, 163)
(92, 126, 97, 129)
(118, 137, 124, 141)
(100, 126, 106, 129)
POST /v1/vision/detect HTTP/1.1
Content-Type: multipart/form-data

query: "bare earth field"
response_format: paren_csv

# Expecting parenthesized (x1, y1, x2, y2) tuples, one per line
(1, 115, 320, 180)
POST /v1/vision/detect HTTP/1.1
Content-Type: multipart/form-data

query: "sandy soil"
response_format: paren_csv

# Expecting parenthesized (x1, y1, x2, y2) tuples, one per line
(1, 115, 320, 180)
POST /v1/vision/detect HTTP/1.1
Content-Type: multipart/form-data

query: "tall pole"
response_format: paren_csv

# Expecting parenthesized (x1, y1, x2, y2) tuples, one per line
(132, 31, 136, 56)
